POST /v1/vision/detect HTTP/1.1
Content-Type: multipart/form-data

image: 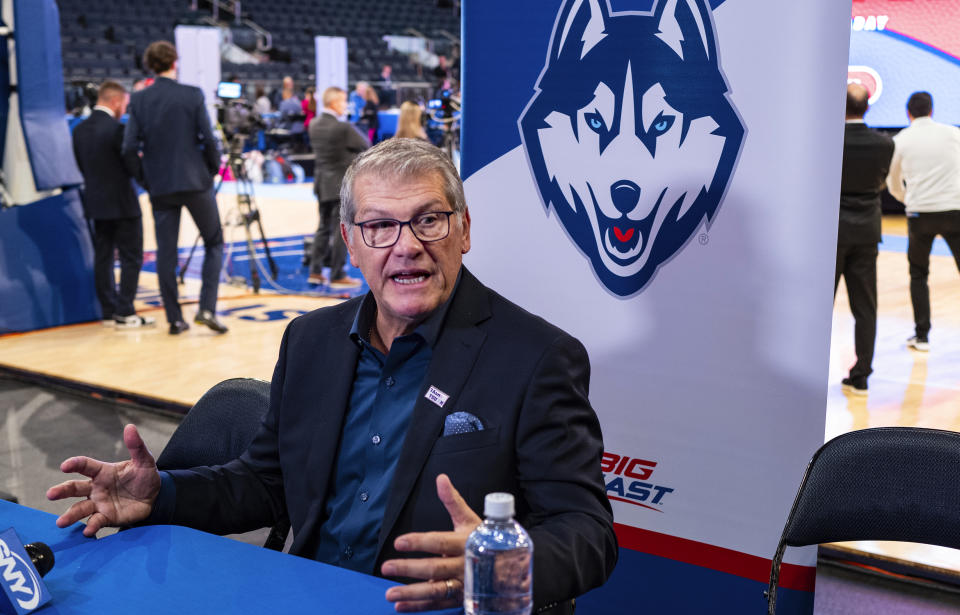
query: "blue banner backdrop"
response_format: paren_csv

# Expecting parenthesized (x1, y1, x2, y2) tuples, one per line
(14, 0, 82, 192)
(0, 190, 98, 333)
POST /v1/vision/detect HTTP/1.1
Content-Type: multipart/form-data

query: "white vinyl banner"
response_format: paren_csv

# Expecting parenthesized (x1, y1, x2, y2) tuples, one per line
(315, 36, 348, 95)
(462, 0, 852, 611)
(175, 25, 221, 121)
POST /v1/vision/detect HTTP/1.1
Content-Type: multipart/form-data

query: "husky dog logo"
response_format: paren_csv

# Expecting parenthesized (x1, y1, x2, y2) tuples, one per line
(520, 0, 745, 296)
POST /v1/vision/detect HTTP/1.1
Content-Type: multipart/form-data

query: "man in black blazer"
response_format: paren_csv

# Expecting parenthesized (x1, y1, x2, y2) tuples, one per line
(122, 41, 227, 335)
(836, 84, 895, 395)
(72, 81, 155, 329)
(307, 86, 368, 287)
(50, 139, 617, 614)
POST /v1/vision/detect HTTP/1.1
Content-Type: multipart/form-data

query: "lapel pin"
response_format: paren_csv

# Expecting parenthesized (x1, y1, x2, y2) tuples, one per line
(425, 385, 450, 408)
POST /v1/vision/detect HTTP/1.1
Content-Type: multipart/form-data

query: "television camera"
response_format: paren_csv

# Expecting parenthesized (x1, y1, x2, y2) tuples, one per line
(426, 89, 461, 160)
(215, 81, 265, 144)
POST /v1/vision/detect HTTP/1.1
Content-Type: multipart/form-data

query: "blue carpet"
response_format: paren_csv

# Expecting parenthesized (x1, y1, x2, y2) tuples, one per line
(880, 234, 955, 257)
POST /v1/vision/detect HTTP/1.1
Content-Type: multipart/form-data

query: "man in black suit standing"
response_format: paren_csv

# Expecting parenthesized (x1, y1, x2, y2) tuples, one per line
(307, 86, 368, 288)
(72, 81, 155, 329)
(122, 40, 227, 335)
(836, 83, 895, 395)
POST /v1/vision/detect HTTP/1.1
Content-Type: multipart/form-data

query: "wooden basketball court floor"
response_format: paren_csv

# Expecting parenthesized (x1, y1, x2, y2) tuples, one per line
(1, 184, 959, 575)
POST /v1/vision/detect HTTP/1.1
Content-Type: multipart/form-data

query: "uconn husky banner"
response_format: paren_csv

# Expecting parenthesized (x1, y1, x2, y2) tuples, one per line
(462, 0, 851, 612)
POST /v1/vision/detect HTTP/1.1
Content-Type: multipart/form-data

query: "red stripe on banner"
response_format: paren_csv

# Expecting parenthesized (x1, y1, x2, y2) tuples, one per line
(614, 524, 817, 592)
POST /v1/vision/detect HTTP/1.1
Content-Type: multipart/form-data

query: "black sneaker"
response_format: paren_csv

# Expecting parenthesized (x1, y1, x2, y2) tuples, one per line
(907, 336, 929, 352)
(194, 310, 229, 334)
(841, 377, 868, 396)
(168, 320, 190, 335)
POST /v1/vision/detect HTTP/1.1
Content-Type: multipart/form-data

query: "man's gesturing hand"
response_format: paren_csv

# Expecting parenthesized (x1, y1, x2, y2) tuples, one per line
(382, 473, 481, 612)
(46, 424, 162, 537)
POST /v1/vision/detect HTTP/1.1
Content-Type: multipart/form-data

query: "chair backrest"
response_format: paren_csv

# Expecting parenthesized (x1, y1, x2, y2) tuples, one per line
(767, 427, 960, 613)
(157, 378, 270, 470)
(156, 377, 289, 551)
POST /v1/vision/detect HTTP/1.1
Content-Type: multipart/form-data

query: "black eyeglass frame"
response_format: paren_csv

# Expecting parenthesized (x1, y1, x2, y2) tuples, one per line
(352, 211, 457, 248)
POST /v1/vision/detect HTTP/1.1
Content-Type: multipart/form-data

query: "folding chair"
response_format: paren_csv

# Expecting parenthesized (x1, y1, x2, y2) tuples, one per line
(156, 377, 290, 551)
(767, 427, 960, 613)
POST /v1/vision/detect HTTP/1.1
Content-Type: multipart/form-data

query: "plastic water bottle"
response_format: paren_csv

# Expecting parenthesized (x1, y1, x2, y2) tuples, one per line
(464, 493, 533, 615)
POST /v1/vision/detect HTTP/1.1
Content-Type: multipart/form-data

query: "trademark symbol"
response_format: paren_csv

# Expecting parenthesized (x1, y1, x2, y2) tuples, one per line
(698, 233, 709, 245)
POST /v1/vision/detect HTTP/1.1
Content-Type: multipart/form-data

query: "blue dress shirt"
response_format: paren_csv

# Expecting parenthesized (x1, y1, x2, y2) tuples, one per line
(314, 282, 456, 574)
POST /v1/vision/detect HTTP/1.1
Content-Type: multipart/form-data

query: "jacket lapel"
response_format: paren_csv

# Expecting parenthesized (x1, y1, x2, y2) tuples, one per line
(294, 304, 361, 552)
(376, 268, 491, 555)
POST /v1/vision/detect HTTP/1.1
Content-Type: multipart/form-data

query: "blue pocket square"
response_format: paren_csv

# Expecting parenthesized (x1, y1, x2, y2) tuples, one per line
(443, 411, 484, 436)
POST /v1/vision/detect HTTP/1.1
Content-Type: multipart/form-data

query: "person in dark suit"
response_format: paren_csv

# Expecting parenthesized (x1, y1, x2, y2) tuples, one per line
(121, 40, 227, 335)
(72, 81, 155, 329)
(49, 139, 617, 615)
(307, 86, 368, 287)
(836, 84, 895, 395)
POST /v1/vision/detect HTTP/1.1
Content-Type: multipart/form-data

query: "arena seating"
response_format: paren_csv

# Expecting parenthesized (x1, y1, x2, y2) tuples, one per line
(58, 0, 459, 86)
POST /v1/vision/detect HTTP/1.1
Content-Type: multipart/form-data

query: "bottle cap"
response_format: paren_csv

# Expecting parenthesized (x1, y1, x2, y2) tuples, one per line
(484, 492, 515, 520)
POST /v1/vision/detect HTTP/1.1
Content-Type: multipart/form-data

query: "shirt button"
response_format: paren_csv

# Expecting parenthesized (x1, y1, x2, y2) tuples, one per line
(344, 545, 353, 559)
(385, 376, 395, 387)
(360, 490, 369, 502)
(371, 434, 382, 445)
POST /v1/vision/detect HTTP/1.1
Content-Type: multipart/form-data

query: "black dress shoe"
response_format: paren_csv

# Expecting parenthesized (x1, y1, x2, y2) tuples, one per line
(169, 320, 190, 335)
(194, 310, 229, 334)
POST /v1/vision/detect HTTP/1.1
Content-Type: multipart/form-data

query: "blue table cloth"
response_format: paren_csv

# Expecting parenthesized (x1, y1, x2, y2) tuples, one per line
(1, 500, 463, 614)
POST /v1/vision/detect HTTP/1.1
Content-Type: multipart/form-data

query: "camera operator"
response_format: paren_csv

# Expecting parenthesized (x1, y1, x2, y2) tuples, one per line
(122, 40, 228, 336)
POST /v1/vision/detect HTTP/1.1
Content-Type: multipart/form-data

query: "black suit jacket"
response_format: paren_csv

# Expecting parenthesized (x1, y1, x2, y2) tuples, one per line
(121, 77, 220, 198)
(71, 110, 141, 220)
(839, 122, 895, 245)
(165, 268, 617, 611)
(309, 111, 369, 203)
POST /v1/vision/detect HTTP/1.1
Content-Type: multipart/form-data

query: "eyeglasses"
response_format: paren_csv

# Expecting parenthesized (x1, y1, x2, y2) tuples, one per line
(353, 211, 455, 248)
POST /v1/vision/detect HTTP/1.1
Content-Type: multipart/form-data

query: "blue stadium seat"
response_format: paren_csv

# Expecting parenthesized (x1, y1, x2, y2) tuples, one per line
(58, 0, 459, 85)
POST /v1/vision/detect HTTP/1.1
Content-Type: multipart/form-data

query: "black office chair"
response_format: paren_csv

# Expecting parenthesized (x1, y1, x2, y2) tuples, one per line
(156, 377, 290, 551)
(766, 427, 960, 614)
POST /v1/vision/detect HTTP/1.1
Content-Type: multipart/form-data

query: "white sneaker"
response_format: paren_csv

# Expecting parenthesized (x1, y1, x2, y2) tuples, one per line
(907, 336, 929, 352)
(114, 314, 157, 329)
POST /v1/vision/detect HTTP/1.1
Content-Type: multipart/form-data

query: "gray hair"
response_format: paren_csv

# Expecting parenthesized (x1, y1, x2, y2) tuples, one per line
(340, 138, 466, 228)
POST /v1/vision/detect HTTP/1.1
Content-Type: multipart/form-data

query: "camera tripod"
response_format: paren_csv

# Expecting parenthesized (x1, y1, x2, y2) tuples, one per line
(178, 134, 278, 293)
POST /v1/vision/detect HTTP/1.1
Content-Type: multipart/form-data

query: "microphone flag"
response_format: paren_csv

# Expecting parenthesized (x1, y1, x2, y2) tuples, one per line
(0, 528, 51, 614)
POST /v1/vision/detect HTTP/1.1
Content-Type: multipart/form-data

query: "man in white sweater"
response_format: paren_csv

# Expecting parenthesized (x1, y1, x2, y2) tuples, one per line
(887, 91, 960, 351)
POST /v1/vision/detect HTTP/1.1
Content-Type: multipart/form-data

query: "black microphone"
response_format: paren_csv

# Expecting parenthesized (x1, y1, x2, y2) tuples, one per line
(23, 542, 54, 577)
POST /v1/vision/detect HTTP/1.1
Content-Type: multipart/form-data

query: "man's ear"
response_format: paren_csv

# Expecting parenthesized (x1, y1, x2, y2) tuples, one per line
(341, 223, 358, 266)
(460, 208, 471, 255)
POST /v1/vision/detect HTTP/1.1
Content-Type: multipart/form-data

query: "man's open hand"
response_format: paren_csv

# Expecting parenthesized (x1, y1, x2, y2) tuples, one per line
(382, 473, 481, 612)
(46, 424, 162, 537)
